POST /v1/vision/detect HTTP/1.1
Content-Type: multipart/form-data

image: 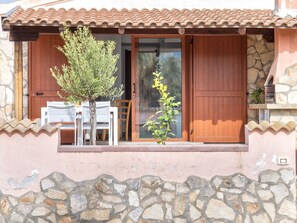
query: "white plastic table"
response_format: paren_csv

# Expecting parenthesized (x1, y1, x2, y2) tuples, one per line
(41, 106, 118, 145)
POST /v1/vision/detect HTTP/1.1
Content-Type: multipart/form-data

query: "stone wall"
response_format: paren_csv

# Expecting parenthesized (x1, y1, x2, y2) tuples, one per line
(0, 1, 29, 120)
(0, 26, 15, 120)
(22, 42, 28, 119)
(267, 63, 297, 123)
(0, 169, 295, 223)
(270, 110, 297, 123)
(247, 35, 274, 122)
(275, 64, 297, 105)
(0, 26, 28, 120)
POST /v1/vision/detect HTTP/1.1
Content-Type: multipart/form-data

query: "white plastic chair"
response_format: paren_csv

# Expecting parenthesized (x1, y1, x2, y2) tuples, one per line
(82, 101, 112, 145)
(47, 101, 77, 145)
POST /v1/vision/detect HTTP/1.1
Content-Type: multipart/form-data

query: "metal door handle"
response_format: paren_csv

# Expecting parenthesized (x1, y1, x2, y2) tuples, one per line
(133, 83, 136, 94)
(36, 92, 44, 96)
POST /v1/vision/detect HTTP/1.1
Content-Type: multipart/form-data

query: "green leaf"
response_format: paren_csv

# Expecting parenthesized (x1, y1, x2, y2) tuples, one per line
(143, 70, 181, 146)
(50, 26, 124, 145)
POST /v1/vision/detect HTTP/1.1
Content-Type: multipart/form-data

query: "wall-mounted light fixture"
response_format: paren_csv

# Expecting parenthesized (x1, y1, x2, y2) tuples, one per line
(178, 28, 185, 35)
(238, 28, 246, 35)
(118, 28, 125, 34)
(59, 26, 64, 33)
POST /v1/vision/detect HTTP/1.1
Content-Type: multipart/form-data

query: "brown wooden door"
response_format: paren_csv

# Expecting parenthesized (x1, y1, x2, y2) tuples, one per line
(192, 36, 247, 142)
(29, 35, 66, 119)
(29, 35, 74, 144)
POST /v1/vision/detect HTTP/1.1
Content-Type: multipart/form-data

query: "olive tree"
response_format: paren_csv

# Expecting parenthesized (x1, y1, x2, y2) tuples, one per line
(51, 26, 123, 145)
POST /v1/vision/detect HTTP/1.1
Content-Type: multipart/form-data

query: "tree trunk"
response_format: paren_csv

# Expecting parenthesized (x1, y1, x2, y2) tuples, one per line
(89, 99, 97, 145)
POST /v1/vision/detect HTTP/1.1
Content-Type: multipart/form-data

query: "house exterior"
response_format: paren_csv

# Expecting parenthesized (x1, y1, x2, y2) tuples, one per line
(1, 0, 297, 144)
(0, 0, 296, 164)
(2, 0, 297, 144)
(0, 1, 297, 222)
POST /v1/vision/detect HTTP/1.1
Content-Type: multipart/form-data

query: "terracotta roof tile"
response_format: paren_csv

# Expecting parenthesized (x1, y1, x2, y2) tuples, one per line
(2, 7, 297, 29)
(0, 118, 61, 134)
(246, 121, 297, 132)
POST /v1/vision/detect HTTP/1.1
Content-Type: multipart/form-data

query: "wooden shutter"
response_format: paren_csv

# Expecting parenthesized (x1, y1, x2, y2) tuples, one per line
(192, 36, 247, 142)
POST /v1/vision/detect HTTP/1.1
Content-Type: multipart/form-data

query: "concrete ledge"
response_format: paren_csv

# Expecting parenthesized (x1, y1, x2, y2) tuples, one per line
(58, 143, 249, 153)
(249, 103, 297, 109)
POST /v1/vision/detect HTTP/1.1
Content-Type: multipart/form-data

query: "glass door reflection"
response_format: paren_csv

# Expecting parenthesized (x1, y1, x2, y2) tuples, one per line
(134, 38, 182, 139)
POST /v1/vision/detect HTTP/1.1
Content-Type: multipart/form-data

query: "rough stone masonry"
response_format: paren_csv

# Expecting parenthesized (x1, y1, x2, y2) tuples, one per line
(0, 168, 296, 223)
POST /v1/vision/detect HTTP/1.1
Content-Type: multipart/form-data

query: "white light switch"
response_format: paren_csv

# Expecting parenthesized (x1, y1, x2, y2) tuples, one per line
(277, 157, 289, 166)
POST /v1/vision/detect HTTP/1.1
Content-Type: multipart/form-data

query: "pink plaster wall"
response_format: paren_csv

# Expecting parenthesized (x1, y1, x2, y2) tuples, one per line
(275, 0, 297, 10)
(0, 129, 295, 196)
(267, 29, 297, 84)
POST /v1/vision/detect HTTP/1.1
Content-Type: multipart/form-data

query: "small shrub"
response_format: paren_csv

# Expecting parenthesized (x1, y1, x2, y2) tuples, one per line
(144, 71, 181, 145)
(250, 87, 264, 104)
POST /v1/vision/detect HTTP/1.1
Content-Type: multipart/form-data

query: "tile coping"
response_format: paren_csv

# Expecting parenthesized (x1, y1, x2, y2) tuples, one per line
(58, 143, 248, 152)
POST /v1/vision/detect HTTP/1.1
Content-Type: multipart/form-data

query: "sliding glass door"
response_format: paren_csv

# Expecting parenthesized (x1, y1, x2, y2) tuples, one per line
(132, 37, 183, 140)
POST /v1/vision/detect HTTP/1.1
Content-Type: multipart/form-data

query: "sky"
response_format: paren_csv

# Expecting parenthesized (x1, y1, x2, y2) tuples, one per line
(0, 0, 19, 3)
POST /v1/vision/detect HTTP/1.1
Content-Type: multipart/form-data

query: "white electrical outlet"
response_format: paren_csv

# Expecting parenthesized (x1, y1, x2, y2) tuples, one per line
(277, 157, 289, 166)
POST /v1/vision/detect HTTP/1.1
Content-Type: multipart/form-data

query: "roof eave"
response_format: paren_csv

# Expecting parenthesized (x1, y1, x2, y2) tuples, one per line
(2, 20, 11, 31)
(1, 6, 22, 31)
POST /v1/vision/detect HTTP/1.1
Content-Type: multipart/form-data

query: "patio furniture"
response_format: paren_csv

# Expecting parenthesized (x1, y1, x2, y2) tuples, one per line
(41, 105, 118, 145)
(102, 99, 132, 141)
(114, 99, 132, 141)
(47, 101, 77, 145)
(81, 101, 112, 145)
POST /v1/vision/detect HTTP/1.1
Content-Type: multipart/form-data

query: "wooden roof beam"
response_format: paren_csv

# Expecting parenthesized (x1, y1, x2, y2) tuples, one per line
(6, 26, 275, 41)
(9, 31, 39, 41)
